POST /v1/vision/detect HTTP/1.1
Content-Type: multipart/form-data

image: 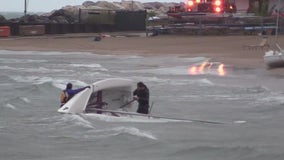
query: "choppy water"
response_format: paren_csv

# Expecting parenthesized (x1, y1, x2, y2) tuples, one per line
(1, 50, 284, 160)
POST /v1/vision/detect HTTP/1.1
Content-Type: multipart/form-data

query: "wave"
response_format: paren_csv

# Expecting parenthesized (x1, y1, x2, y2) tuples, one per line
(8, 75, 88, 90)
(122, 66, 229, 78)
(70, 63, 107, 70)
(0, 58, 47, 64)
(122, 65, 191, 76)
(168, 146, 284, 160)
(129, 76, 214, 87)
(82, 126, 157, 140)
(9, 75, 55, 84)
(0, 66, 16, 70)
(0, 75, 13, 83)
(0, 50, 91, 56)
(4, 103, 16, 110)
(20, 97, 31, 103)
(54, 114, 156, 140)
(1, 94, 33, 109)
(1, 65, 70, 73)
(103, 126, 156, 140)
(255, 92, 284, 105)
(49, 126, 156, 141)
(59, 114, 95, 129)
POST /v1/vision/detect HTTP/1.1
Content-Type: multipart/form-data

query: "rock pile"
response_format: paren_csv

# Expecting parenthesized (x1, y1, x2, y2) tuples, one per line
(0, 1, 178, 23)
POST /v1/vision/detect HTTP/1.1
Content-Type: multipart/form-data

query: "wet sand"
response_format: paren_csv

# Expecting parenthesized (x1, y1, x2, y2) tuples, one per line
(0, 33, 284, 73)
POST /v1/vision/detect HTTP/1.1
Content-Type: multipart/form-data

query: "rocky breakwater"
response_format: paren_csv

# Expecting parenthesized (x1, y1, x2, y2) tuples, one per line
(0, 1, 178, 24)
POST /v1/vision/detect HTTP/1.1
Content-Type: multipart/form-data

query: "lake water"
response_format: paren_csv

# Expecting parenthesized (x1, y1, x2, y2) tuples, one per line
(1, 50, 284, 160)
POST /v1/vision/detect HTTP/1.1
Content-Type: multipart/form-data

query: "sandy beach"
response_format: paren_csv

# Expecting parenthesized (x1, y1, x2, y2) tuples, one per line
(1, 33, 284, 74)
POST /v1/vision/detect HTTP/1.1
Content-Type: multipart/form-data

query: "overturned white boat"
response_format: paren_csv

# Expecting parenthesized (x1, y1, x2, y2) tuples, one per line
(58, 78, 228, 124)
(58, 78, 134, 114)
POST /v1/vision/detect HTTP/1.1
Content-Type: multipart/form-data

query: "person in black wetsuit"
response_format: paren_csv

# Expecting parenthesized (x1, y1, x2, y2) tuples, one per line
(133, 82, 150, 114)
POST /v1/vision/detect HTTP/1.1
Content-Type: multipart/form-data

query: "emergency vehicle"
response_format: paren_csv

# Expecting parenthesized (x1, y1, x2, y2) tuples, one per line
(168, 0, 237, 18)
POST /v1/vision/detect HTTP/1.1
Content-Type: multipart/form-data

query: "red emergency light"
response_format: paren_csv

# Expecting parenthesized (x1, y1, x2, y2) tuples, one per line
(214, 0, 221, 6)
(214, 7, 222, 13)
(213, 0, 222, 13)
(187, 0, 194, 6)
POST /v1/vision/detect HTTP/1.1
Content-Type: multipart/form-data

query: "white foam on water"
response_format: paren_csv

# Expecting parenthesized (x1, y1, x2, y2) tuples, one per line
(119, 65, 226, 77)
(69, 63, 108, 71)
(53, 79, 88, 90)
(94, 126, 157, 140)
(0, 58, 47, 63)
(1, 65, 69, 73)
(51, 78, 89, 90)
(113, 126, 157, 140)
(4, 103, 16, 110)
(20, 97, 31, 103)
(0, 50, 90, 56)
(19, 67, 50, 73)
(0, 66, 15, 70)
(130, 76, 215, 87)
(233, 120, 247, 124)
(186, 56, 209, 62)
(254, 92, 284, 105)
(60, 114, 95, 129)
(9, 75, 53, 84)
(0, 50, 37, 55)
(70, 63, 102, 68)
(196, 78, 215, 86)
(124, 66, 190, 76)
(56, 115, 156, 140)
(80, 126, 157, 140)
(123, 55, 144, 59)
(129, 76, 171, 84)
(9, 75, 88, 89)
(165, 78, 215, 87)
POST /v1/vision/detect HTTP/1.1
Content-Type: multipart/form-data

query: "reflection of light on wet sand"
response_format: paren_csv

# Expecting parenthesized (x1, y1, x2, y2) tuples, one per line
(188, 62, 226, 76)
(198, 61, 208, 74)
(189, 66, 198, 75)
(217, 64, 226, 76)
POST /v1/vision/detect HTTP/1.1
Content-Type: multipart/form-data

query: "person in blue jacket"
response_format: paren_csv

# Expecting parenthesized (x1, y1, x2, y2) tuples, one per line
(60, 83, 90, 106)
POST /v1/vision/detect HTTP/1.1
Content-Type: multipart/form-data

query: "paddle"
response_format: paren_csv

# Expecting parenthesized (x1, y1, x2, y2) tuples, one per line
(148, 101, 154, 115)
(119, 99, 136, 108)
(89, 99, 135, 117)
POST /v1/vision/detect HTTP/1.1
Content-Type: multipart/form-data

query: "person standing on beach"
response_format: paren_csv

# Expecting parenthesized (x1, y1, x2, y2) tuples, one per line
(133, 82, 150, 114)
(60, 83, 90, 106)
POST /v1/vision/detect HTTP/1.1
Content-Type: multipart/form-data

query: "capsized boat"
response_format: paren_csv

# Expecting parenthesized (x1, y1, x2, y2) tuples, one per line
(58, 78, 134, 114)
(57, 78, 233, 124)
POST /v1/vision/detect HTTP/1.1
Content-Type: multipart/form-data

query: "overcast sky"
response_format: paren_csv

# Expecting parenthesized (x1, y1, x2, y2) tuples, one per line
(0, 0, 99, 12)
(0, 0, 181, 12)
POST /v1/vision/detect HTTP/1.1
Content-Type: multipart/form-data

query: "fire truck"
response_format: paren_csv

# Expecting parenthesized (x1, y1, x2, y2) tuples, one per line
(168, 0, 236, 17)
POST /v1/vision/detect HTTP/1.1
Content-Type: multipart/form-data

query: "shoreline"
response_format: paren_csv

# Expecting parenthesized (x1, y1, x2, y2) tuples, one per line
(1, 33, 284, 74)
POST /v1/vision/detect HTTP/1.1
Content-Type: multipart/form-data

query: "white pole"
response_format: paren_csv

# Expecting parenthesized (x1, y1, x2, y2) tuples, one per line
(24, 0, 27, 16)
(275, 0, 280, 43)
